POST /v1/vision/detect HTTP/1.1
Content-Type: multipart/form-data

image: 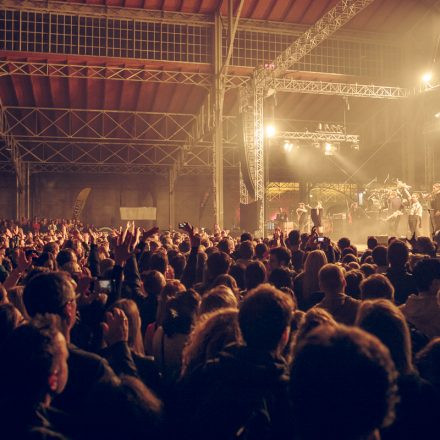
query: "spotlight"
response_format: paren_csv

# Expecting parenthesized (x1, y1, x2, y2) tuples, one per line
(435, 112, 440, 119)
(265, 124, 276, 138)
(422, 72, 433, 83)
(283, 141, 293, 153)
(324, 143, 332, 154)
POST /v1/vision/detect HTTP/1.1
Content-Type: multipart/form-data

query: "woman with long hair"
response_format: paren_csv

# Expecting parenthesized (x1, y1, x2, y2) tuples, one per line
(293, 250, 327, 311)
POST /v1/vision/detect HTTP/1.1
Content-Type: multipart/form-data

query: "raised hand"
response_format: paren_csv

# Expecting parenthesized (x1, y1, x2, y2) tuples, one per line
(16, 249, 32, 272)
(142, 226, 159, 241)
(102, 308, 129, 346)
(114, 227, 132, 266)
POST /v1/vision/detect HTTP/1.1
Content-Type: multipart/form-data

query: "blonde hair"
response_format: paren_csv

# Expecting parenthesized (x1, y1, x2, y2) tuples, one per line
(112, 299, 144, 355)
(302, 250, 328, 299)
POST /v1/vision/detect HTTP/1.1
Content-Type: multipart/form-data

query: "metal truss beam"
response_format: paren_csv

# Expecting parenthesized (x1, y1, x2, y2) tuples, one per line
(4, 107, 196, 143)
(0, 99, 24, 187)
(0, 61, 212, 89)
(14, 140, 238, 168)
(28, 162, 168, 175)
(273, 78, 409, 98)
(278, 131, 360, 143)
(0, 0, 212, 25)
(269, 0, 376, 79)
(0, 61, 410, 97)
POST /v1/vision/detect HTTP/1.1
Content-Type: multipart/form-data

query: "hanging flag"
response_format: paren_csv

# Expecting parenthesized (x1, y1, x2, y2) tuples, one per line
(72, 188, 91, 220)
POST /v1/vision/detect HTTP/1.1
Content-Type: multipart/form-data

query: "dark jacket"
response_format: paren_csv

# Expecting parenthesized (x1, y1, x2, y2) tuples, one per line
(53, 342, 137, 414)
(386, 267, 417, 306)
(172, 344, 292, 440)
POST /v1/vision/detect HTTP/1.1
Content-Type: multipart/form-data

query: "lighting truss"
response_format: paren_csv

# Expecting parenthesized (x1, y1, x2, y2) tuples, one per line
(269, 0, 376, 78)
(28, 162, 168, 175)
(4, 107, 196, 143)
(278, 131, 360, 143)
(273, 78, 410, 98)
(0, 61, 213, 89)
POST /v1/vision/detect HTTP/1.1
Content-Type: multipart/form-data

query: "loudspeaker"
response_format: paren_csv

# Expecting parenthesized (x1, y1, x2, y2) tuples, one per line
(237, 113, 255, 200)
(240, 200, 261, 232)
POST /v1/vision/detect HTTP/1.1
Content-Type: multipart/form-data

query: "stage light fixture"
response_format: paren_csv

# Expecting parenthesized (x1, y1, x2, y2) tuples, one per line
(324, 143, 332, 154)
(283, 141, 293, 153)
(422, 72, 433, 83)
(265, 124, 276, 138)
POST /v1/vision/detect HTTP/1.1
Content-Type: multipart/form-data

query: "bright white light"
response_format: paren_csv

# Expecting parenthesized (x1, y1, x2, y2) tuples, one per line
(266, 124, 276, 138)
(325, 143, 332, 152)
(283, 141, 293, 153)
(422, 72, 433, 83)
(435, 112, 440, 119)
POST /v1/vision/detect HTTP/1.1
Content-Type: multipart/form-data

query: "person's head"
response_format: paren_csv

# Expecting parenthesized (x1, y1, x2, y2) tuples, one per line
(360, 274, 395, 301)
(287, 230, 300, 247)
(239, 284, 293, 353)
(293, 307, 337, 355)
(356, 299, 413, 375)
(206, 251, 231, 282)
(337, 237, 351, 251)
(211, 274, 239, 296)
(111, 299, 144, 355)
(269, 246, 291, 271)
(238, 240, 254, 260)
(387, 240, 409, 269)
(0, 303, 24, 347)
(169, 253, 186, 280)
(149, 252, 168, 275)
(318, 264, 346, 295)
(229, 263, 246, 290)
(199, 286, 238, 316)
(217, 237, 233, 255)
(268, 267, 292, 291)
(411, 193, 419, 203)
(240, 232, 253, 243)
(416, 338, 440, 388)
(156, 280, 186, 326)
(414, 236, 437, 257)
(255, 242, 268, 260)
(245, 260, 266, 290)
(182, 308, 241, 377)
(83, 375, 162, 440)
(342, 254, 358, 265)
(290, 325, 397, 440)
(372, 245, 387, 267)
(344, 270, 364, 299)
(412, 258, 440, 294)
(0, 314, 68, 408)
(34, 252, 57, 271)
(302, 250, 328, 297)
(360, 263, 376, 278)
(162, 289, 200, 337)
(178, 239, 191, 254)
(23, 272, 77, 338)
(142, 270, 166, 299)
(56, 248, 77, 268)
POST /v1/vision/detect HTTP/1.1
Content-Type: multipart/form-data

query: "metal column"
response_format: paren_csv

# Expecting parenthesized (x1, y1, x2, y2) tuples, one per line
(213, 12, 224, 228)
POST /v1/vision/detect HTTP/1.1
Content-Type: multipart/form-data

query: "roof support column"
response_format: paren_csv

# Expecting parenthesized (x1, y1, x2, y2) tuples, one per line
(213, 11, 224, 228)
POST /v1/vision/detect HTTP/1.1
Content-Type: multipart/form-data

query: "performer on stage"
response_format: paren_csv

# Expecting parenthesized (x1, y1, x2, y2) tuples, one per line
(431, 183, 440, 233)
(310, 200, 324, 234)
(408, 193, 422, 238)
(387, 190, 403, 236)
(296, 202, 308, 233)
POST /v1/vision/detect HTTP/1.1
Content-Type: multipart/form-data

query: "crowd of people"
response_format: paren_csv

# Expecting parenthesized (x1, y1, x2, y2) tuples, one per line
(1, 216, 440, 440)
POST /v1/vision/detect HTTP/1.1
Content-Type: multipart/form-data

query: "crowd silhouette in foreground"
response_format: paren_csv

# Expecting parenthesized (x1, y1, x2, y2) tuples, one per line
(1, 217, 440, 439)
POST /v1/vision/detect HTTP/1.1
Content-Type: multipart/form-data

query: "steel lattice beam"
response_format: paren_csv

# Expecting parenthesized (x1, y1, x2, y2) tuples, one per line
(269, 0, 376, 79)
(273, 78, 409, 98)
(4, 107, 196, 142)
(0, 61, 212, 88)
(278, 131, 360, 143)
